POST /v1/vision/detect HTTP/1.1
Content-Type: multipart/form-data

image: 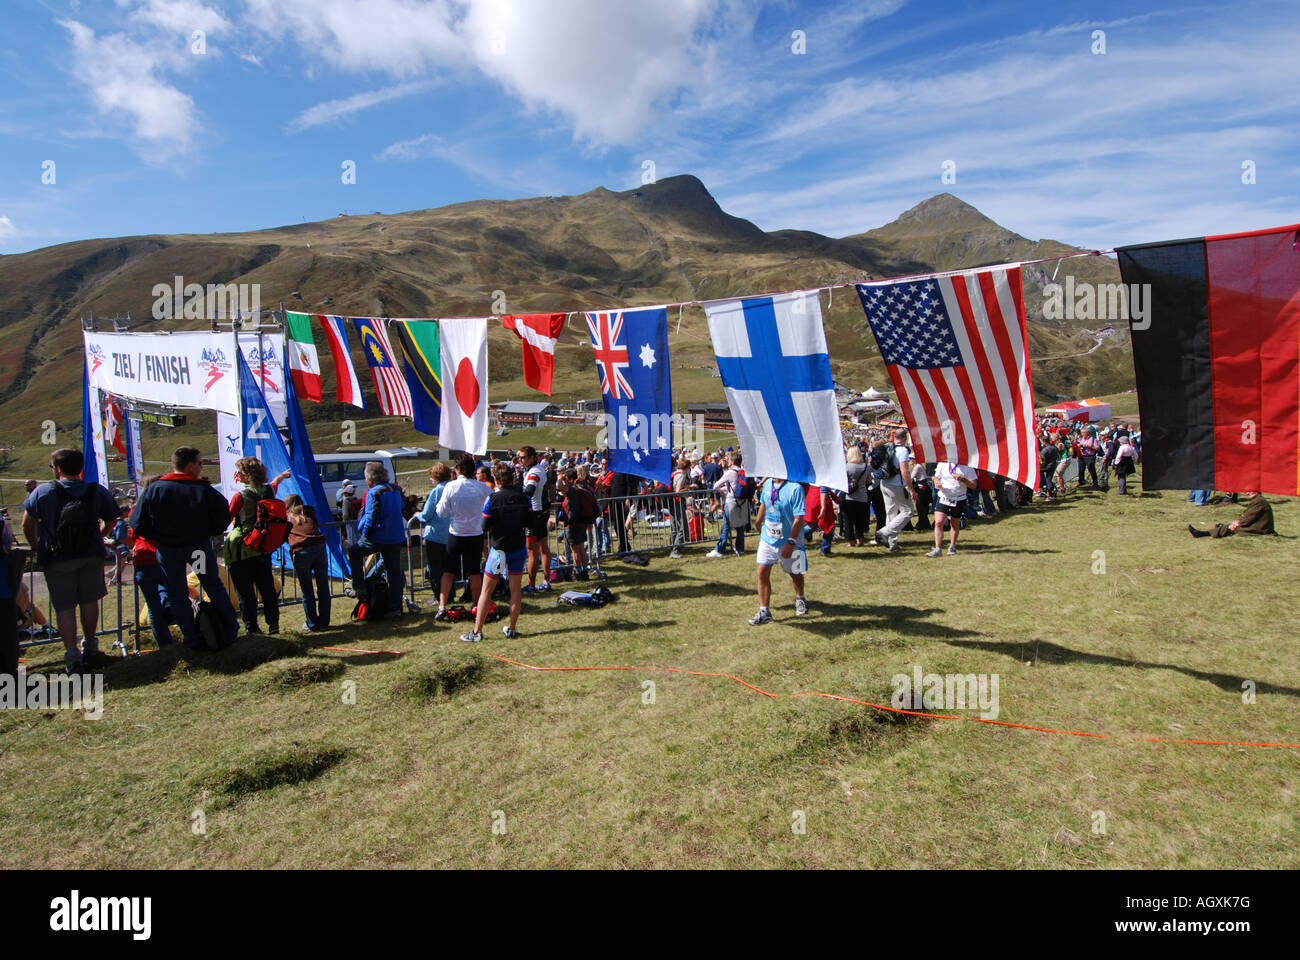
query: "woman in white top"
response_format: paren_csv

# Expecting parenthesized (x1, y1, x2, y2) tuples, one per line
(1113, 437, 1138, 496)
(434, 455, 493, 616)
(928, 462, 976, 557)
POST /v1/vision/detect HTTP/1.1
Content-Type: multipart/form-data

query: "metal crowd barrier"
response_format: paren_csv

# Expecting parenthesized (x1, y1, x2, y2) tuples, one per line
(13, 486, 753, 659)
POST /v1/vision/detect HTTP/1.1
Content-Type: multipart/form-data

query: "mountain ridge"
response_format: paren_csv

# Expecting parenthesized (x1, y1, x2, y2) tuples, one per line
(0, 175, 1132, 456)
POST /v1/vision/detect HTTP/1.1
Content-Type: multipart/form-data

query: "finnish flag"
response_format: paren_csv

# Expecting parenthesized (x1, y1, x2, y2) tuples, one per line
(704, 290, 848, 492)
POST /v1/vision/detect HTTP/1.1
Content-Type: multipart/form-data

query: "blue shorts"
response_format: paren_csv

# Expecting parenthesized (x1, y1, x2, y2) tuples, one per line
(484, 546, 527, 578)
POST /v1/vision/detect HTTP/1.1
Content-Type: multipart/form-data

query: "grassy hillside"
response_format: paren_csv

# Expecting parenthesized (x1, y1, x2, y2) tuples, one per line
(0, 176, 1133, 479)
(2, 484, 1295, 868)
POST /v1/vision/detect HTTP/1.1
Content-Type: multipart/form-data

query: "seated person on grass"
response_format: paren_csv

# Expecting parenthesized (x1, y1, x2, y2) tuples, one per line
(1188, 492, 1275, 539)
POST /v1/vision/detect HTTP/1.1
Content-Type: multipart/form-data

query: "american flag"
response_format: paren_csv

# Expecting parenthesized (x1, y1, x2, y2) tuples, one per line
(352, 317, 413, 418)
(855, 266, 1039, 488)
(586, 311, 634, 399)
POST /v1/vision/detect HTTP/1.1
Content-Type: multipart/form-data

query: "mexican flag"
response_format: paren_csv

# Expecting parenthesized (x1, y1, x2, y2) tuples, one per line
(285, 311, 322, 403)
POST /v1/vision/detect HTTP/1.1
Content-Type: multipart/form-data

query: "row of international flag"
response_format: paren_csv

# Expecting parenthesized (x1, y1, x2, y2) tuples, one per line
(281, 220, 1300, 497)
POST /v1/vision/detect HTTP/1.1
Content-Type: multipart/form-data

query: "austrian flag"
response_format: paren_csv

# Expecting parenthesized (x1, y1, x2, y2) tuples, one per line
(503, 313, 566, 395)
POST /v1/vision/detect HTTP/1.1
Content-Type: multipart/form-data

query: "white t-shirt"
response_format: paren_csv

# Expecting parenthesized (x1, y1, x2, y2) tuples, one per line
(933, 462, 975, 502)
(435, 475, 493, 536)
(524, 463, 546, 512)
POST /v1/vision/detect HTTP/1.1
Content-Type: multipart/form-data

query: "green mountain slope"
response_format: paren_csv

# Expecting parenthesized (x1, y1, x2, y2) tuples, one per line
(0, 176, 1132, 473)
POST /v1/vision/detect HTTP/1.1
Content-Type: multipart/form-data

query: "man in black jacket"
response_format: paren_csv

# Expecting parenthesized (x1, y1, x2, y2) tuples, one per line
(129, 446, 239, 650)
(608, 471, 639, 555)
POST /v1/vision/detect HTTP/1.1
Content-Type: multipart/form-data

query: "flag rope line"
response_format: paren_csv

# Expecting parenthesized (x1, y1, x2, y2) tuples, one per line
(487, 654, 1300, 750)
(316, 249, 1112, 329)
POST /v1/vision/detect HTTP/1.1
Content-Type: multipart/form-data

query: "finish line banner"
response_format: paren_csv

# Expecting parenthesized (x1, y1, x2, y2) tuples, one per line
(84, 330, 239, 415)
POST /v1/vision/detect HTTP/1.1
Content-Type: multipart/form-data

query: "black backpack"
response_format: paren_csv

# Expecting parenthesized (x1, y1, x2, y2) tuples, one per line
(51, 485, 100, 558)
(734, 473, 756, 504)
(869, 442, 899, 481)
(194, 599, 235, 650)
(351, 566, 389, 621)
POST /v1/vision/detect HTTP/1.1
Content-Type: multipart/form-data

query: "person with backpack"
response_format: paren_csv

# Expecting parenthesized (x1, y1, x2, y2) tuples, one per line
(346, 461, 407, 621)
(130, 446, 240, 652)
(558, 467, 597, 578)
(707, 450, 751, 557)
(872, 428, 916, 552)
(225, 457, 291, 635)
(460, 462, 533, 643)
(284, 494, 330, 632)
(21, 447, 121, 673)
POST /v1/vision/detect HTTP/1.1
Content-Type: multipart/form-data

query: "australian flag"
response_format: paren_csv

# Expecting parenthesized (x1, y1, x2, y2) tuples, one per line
(585, 307, 673, 484)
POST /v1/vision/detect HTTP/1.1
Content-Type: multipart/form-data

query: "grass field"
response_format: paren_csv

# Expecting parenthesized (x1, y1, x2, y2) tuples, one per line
(2, 480, 1297, 869)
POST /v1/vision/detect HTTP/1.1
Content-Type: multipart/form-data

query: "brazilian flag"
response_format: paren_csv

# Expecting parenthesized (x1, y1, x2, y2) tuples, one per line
(392, 320, 442, 437)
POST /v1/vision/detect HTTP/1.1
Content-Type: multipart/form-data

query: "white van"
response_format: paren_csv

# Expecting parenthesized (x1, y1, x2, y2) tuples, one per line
(316, 447, 432, 515)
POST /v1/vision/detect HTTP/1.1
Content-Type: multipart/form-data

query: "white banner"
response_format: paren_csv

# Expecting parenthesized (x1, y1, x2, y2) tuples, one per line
(85, 375, 108, 485)
(237, 332, 287, 427)
(216, 411, 242, 500)
(85, 330, 240, 415)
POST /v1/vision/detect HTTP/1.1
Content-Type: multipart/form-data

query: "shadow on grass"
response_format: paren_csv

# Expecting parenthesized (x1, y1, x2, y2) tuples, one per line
(521, 617, 679, 639)
(105, 635, 307, 691)
(943, 636, 1300, 699)
(778, 603, 980, 641)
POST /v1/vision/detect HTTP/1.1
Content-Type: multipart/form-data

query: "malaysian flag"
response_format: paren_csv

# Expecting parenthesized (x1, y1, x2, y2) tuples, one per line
(855, 266, 1039, 488)
(352, 317, 413, 418)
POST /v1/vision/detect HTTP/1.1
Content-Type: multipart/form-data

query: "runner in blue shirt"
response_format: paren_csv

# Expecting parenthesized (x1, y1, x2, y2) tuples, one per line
(749, 477, 808, 625)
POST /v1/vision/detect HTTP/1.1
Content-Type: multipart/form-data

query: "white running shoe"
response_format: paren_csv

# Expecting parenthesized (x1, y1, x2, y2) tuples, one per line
(947, 544, 957, 556)
(794, 597, 808, 616)
(705, 549, 724, 559)
(748, 608, 773, 626)
(459, 631, 483, 643)
(926, 547, 941, 557)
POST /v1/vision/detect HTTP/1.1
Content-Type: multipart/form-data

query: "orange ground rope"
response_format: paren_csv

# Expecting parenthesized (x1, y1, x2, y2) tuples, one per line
(489, 655, 1300, 750)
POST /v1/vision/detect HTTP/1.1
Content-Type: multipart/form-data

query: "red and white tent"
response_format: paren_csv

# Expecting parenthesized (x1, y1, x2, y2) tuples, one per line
(1045, 398, 1112, 422)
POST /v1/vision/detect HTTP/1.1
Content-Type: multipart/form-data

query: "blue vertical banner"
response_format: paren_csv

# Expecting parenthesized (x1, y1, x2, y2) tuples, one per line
(81, 359, 99, 485)
(283, 346, 350, 580)
(236, 349, 295, 572)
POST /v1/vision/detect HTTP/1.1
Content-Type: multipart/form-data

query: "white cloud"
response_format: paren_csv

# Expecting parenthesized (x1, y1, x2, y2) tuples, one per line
(239, 52, 263, 66)
(0, 216, 16, 242)
(289, 81, 431, 131)
(129, 0, 231, 36)
(456, 0, 721, 144)
(249, 0, 734, 145)
(59, 19, 201, 158)
(244, 0, 463, 76)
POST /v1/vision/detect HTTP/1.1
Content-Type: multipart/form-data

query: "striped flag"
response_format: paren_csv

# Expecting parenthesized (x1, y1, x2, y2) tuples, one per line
(1118, 224, 1300, 495)
(319, 314, 365, 409)
(855, 266, 1039, 488)
(353, 317, 413, 418)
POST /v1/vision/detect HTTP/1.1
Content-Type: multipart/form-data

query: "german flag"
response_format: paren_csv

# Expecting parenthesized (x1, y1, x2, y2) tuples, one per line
(1117, 224, 1300, 496)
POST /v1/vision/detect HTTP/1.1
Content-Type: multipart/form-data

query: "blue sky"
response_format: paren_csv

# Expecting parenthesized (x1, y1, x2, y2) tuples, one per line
(1, 0, 1297, 256)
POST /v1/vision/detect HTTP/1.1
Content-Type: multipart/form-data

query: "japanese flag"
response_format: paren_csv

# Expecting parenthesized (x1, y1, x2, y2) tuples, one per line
(438, 317, 488, 455)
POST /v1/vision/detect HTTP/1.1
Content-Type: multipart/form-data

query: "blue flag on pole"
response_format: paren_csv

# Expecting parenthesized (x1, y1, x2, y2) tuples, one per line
(236, 349, 297, 572)
(283, 346, 350, 580)
(81, 359, 99, 485)
(584, 307, 674, 484)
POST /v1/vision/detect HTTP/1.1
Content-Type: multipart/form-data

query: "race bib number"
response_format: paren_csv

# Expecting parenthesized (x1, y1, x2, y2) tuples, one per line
(765, 520, 784, 541)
